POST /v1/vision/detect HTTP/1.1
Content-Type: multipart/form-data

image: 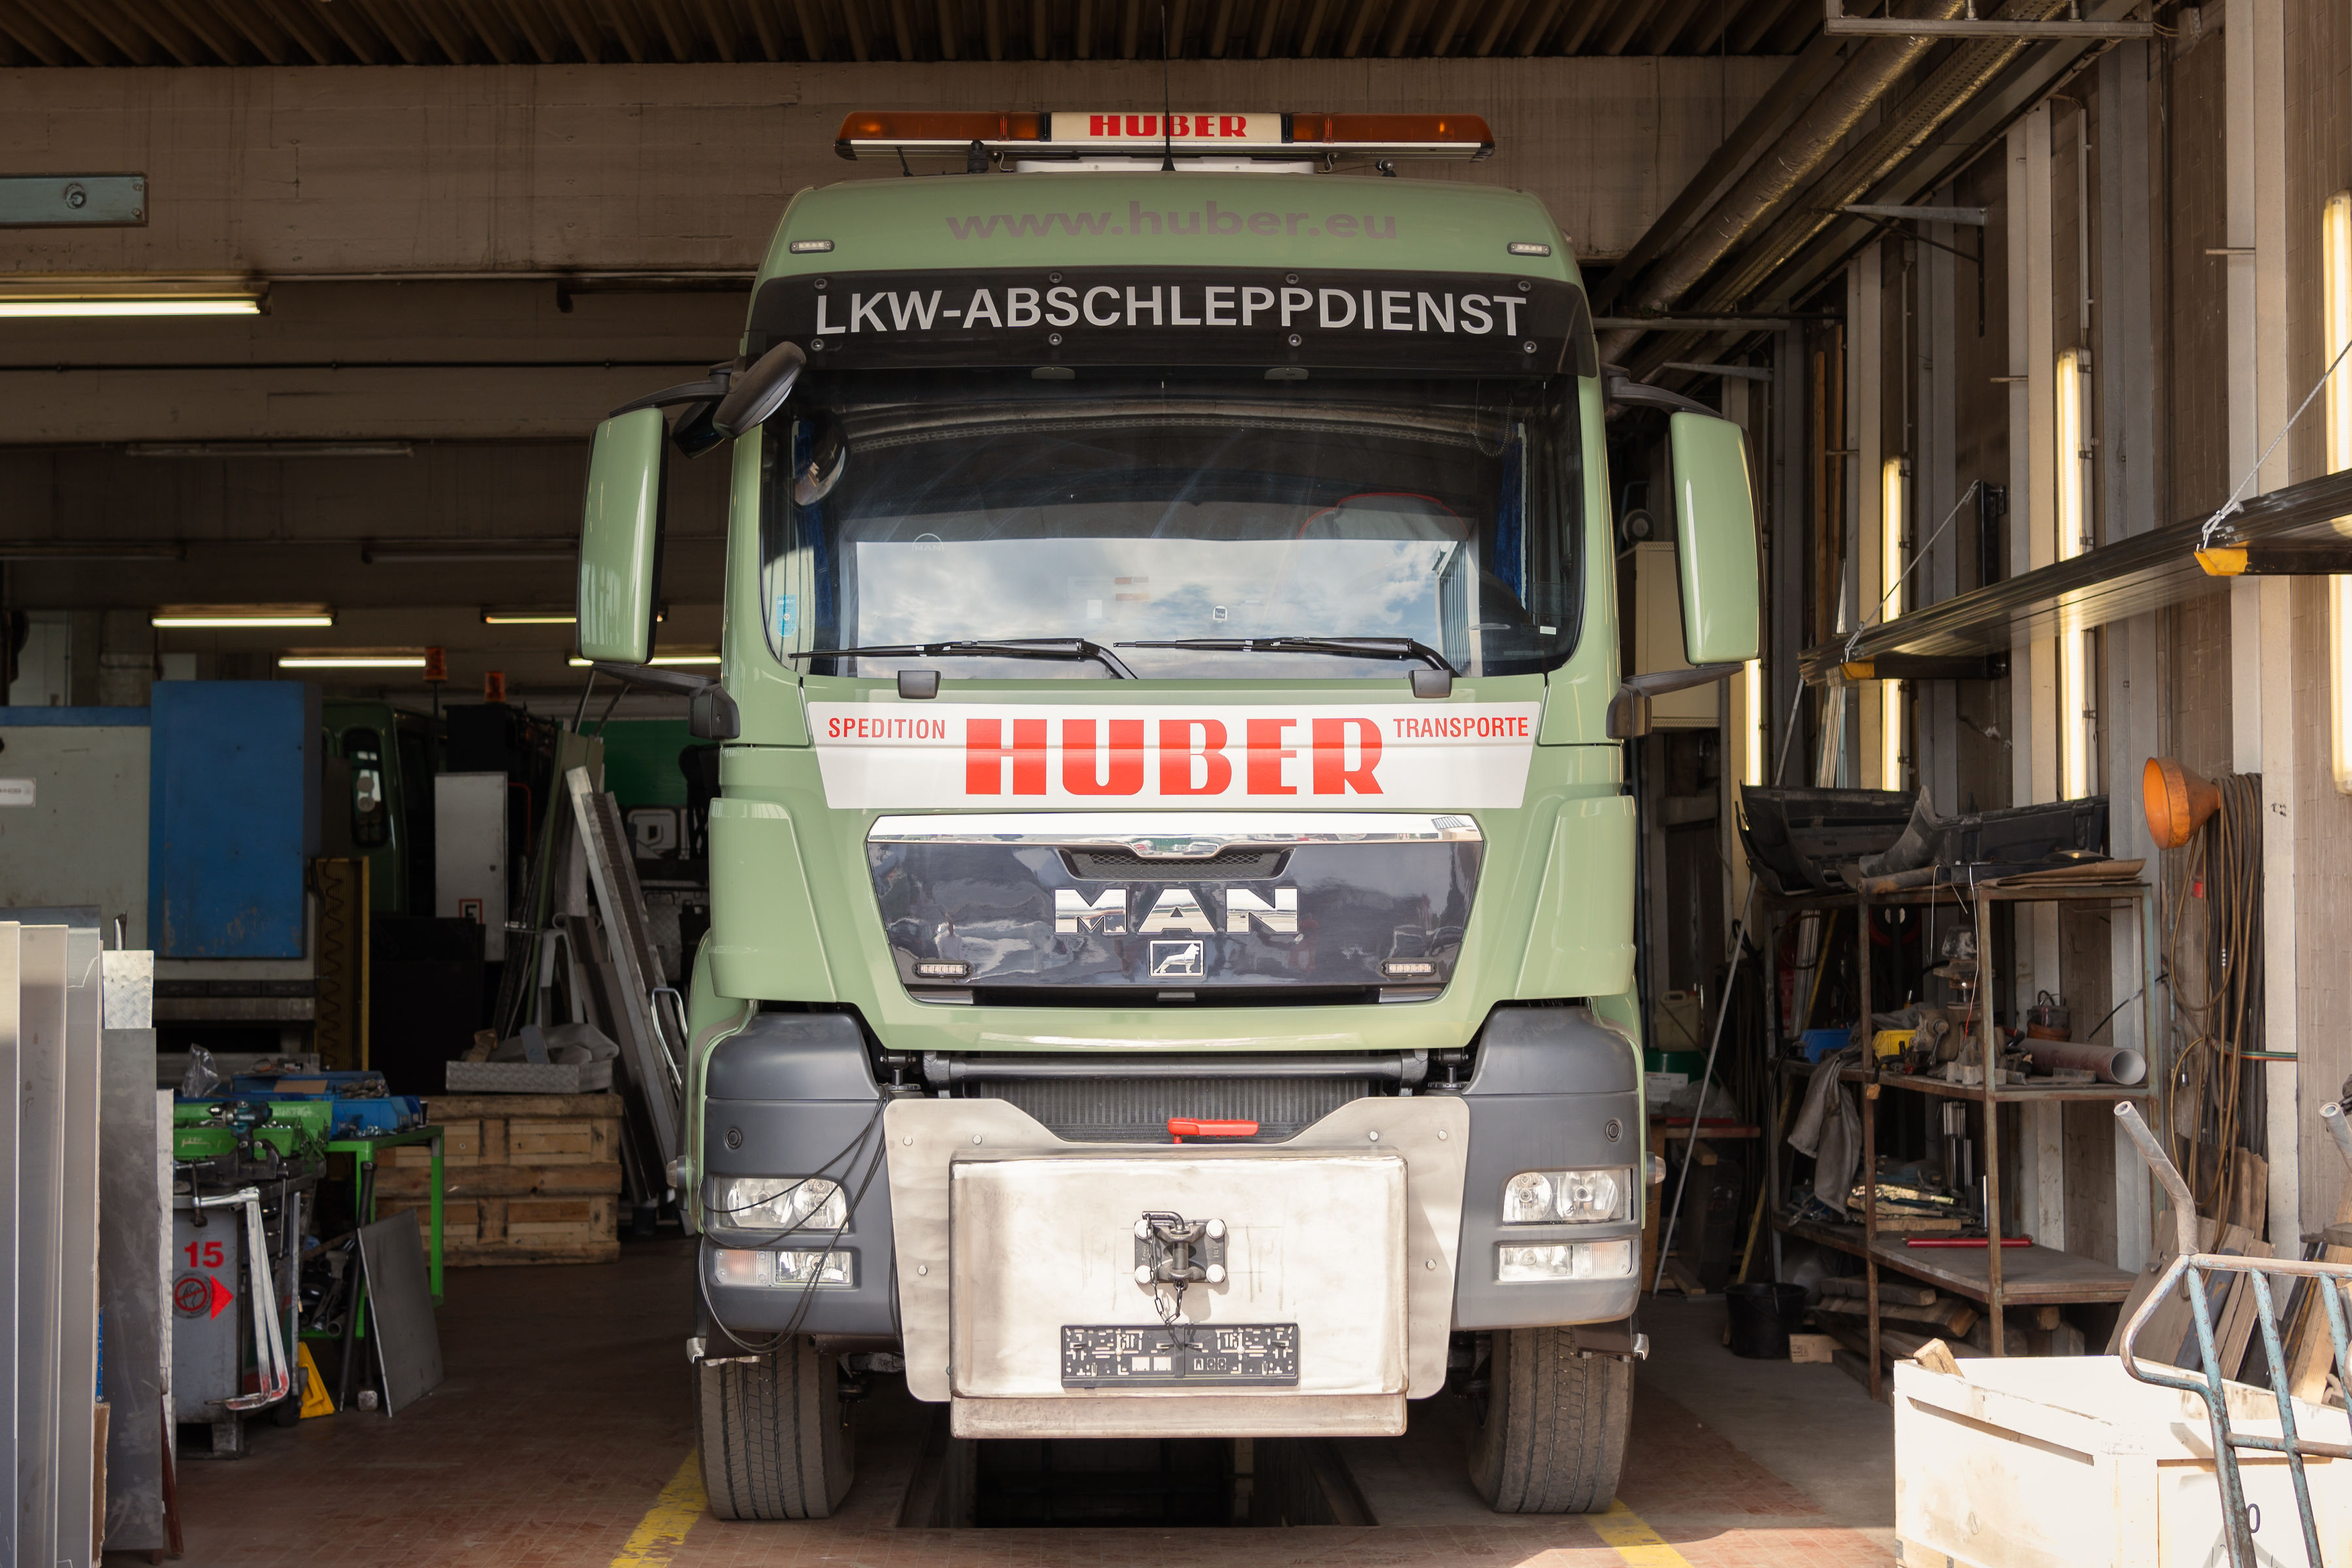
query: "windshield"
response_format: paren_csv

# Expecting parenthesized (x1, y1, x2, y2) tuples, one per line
(759, 372, 1582, 679)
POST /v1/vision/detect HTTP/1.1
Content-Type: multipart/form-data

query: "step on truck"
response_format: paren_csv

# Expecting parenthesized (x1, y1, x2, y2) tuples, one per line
(574, 107, 1760, 1520)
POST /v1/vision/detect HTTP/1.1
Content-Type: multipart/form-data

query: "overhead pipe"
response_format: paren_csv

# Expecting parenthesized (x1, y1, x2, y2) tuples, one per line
(1595, 0, 1968, 364)
(1624, 0, 2075, 378)
(1594, 27, 1854, 311)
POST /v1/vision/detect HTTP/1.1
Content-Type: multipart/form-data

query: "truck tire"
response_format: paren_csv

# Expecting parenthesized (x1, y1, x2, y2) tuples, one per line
(1467, 1326, 1633, 1514)
(696, 1339, 855, 1520)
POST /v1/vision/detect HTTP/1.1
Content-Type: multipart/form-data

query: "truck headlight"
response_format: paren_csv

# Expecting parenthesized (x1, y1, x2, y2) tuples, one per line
(710, 1175, 848, 1232)
(1502, 1168, 1632, 1224)
(711, 1247, 854, 1288)
(1497, 1239, 1634, 1282)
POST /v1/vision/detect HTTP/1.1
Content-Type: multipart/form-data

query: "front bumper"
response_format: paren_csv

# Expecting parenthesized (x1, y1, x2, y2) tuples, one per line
(698, 1005, 1642, 1368)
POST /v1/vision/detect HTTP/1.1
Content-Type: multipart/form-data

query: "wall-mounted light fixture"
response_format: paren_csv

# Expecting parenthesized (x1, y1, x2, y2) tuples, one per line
(1742, 658, 1765, 787)
(1880, 456, 1908, 790)
(2055, 348, 2096, 799)
(152, 604, 333, 629)
(2325, 189, 2352, 794)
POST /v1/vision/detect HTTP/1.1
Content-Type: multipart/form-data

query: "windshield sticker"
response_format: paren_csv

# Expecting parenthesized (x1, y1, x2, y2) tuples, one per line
(775, 593, 798, 640)
(751, 267, 1593, 378)
(806, 702, 1541, 809)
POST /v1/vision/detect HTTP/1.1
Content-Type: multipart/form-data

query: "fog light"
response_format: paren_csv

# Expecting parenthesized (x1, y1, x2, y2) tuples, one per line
(1497, 1239, 1634, 1282)
(913, 960, 971, 980)
(712, 1247, 853, 1288)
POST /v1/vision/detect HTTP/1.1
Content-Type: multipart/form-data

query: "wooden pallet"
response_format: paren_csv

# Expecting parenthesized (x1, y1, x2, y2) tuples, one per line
(378, 1196, 619, 1266)
(382, 1092, 625, 1265)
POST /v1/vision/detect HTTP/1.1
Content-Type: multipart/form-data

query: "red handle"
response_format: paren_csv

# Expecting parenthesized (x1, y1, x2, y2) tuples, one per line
(1168, 1118, 1259, 1141)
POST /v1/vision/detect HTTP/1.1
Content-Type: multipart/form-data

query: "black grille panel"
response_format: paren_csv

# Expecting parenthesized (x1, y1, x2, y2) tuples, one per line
(1062, 848, 1289, 879)
(967, 1077, 1375, 1143)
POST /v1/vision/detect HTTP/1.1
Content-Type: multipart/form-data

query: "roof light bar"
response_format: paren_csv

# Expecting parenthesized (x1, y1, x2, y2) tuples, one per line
(835, 110, 1493, 163)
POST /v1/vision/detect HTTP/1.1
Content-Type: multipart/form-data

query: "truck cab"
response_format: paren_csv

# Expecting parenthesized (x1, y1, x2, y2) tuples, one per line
(576, 109, 1759, 1520)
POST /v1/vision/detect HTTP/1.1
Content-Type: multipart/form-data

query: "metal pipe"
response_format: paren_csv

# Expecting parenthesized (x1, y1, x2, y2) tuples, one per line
(2023, 1039, 2146, 1085)
(1624, 1, 2076, 380)
(2115, 1102, 2198, 1258)
(2323, 1100, 2352, 1173)
(1595, 27, 1853, 309)
(1595, 0, 1967, 363)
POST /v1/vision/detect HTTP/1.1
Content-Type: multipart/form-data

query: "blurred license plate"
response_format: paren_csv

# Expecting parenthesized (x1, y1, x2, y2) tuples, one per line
(1060, 1323, 1299, 1387)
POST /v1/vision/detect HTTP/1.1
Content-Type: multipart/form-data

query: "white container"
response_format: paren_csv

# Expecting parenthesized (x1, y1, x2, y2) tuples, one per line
(1895, 1354, 2352, 1567)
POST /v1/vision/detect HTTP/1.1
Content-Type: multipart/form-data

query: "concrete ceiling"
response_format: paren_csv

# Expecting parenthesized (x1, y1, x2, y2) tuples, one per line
(0, 0, 1818, 69)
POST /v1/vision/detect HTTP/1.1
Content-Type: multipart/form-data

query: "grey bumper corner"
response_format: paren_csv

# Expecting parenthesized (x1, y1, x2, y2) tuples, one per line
(1448, 1004, 1644, 1331)
(699, 1010, 903, 1337)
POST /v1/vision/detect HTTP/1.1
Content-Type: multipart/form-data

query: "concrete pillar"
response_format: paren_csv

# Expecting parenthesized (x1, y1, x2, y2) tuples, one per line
(2008, 103, 2065, 1249)
(2225, 0, 2300, 1248)
(2097, 39, 2159, 1270)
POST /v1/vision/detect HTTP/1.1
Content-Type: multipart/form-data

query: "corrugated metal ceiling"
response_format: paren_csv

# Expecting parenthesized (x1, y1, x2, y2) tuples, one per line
(0, 0, 1816, 68)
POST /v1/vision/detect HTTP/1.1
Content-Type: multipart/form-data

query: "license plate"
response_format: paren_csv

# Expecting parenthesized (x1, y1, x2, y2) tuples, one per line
(1060, 1324, 1300, 1387)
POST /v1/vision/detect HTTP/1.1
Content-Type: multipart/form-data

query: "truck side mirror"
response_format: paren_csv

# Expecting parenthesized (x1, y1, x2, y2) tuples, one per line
(578, 406, 668, 664)
(713, 341, 806, 440)
(1667, 411, 1761, 665)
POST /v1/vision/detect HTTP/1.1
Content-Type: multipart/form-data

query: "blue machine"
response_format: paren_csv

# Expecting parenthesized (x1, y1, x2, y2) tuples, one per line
(148, 682, 320, 958)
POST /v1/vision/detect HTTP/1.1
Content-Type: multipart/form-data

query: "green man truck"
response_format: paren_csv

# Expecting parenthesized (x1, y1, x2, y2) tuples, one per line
(574, 108, 1759, 1520)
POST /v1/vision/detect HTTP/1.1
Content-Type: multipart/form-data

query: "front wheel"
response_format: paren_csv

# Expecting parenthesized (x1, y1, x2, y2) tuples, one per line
(1467, 1326, 1633, 1514)
(696, 1339, 855, 1520)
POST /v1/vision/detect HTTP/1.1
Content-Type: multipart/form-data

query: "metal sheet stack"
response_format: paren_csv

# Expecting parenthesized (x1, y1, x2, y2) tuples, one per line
(3, 913, 169, 1564)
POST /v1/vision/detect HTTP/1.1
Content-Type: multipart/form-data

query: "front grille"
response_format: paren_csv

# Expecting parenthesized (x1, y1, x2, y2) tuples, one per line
(966, 1076, 1375, 1143)
(1062, 848, 1290, 879)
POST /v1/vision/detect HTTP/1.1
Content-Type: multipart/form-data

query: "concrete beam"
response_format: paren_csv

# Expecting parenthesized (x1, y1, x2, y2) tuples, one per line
(0, 280, 740, 442)
(0, 57, 1784, 278)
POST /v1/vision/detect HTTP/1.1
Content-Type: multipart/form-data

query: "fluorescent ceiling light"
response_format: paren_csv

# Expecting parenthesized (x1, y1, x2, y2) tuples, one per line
(278, 654, 427, 670)
(485, 606, 662, 625)
(568, 653, 718, 667)
(0, 296, 260, 318)
(364, 541, 573, 564)
(127, 441, 410, 459)
(0, 541, 184, 561)
(154, 604, 333, 629)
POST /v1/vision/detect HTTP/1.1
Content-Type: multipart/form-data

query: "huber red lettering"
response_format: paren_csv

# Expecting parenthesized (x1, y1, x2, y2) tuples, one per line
(1159, 719, 1232, 795)
(1311, 717, 1384, 794)
(965, 717, 1047, 795)
(1062, 719, 1145, 796)
(1246, 718, 1298, 795)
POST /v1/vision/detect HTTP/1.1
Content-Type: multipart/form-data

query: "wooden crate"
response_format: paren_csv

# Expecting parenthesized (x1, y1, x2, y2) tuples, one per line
(389, 1094, 622, 1169)
(380, 1092, 624, 1265)
(380, 1196, 619, 1266)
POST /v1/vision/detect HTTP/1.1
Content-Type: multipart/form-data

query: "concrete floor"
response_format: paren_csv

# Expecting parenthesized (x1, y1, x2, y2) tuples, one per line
(137, 1240, 1897, 1567)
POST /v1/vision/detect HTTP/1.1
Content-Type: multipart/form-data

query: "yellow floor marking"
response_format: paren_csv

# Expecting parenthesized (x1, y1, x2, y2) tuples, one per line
(610, 1450, 708, 1566)
(1590, 1499, 1697, 1567)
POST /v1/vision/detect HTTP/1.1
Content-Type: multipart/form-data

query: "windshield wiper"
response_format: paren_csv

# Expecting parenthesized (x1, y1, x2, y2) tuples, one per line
(1116, 636, 1457, 675)
(790, 638, 1136, 679)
